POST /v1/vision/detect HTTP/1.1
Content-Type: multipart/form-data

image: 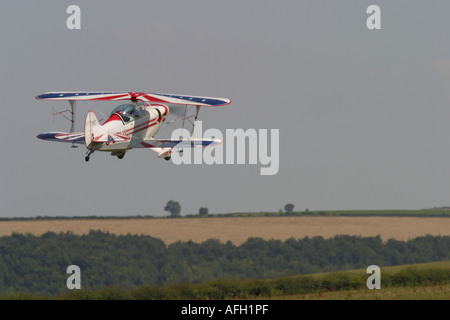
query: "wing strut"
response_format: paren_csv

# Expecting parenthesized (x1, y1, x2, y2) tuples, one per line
(49, 100, 78, 147)
(190, 105, 201, 140)
(51, 100, 76, 132)
(69, 100, 77, 148)
(69, 100, 76, 133)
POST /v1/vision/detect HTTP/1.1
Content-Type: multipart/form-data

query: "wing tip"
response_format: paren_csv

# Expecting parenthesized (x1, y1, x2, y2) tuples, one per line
(218, 99, 232, 106)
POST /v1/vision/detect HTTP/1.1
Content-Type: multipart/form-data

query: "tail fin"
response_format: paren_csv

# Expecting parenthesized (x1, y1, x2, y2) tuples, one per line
(84, 110, 130, 149)
(84, 110, 104, 148)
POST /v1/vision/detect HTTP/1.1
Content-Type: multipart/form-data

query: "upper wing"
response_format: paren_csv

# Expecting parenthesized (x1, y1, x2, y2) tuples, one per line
(135, 93, 231, 107)
(36, 92, 231, 107)
(36, 92, 132, 102)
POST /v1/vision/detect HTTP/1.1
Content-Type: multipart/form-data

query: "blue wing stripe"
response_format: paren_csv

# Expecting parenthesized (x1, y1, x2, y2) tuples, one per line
(154, 93, 229, 106)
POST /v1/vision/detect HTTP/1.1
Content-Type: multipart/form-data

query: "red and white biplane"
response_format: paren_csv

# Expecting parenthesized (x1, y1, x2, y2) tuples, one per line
(36, 92, 231, 161)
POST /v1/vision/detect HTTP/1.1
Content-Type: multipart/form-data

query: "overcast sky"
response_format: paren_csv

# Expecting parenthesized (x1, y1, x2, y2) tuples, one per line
(1, 1, 450, 217)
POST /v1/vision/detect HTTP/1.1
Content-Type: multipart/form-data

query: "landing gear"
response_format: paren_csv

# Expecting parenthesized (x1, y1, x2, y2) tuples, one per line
(113, 151, 126, 159)
(85, 150, 94, 162)
(164, 156, 171, 161)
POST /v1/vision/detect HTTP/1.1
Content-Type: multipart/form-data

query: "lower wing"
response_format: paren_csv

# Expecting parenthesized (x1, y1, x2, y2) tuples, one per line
(135, 138, 222, 159)
(37, 132, 85, 144)
(37, 134, 221, 148)
(135, 138, 222, 149)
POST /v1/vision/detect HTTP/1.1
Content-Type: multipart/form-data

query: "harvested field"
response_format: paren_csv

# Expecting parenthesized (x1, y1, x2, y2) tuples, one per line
(0, 217, 450, 245)
(1, 216, 449, 245)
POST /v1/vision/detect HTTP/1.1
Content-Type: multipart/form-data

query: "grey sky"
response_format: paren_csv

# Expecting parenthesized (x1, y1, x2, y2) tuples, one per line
(1, 1, 450, 217)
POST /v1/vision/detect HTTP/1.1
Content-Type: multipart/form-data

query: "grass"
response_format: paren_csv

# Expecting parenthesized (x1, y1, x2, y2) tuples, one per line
(268, 284, 450, 300)
(256, 260, 450, 300)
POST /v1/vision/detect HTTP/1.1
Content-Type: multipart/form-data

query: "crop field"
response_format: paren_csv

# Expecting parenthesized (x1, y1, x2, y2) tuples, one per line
(0, 216, 449, 244)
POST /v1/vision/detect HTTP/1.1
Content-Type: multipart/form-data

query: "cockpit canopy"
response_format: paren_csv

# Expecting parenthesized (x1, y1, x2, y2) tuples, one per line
(110, 104, 142, 123)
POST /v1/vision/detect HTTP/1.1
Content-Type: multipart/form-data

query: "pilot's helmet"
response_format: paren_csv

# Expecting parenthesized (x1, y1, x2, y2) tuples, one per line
(131, 107, 141, 116)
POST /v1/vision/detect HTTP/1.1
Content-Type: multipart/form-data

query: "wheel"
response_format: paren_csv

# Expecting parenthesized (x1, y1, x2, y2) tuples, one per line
(85, 150, 94, 162)
(118, 155, 124, 159)
(164, 156, 171, 161)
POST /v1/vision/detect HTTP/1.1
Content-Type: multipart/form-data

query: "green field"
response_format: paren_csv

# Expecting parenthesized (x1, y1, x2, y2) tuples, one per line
(259, 260, 450, 300)
(268, 284, 450, 300)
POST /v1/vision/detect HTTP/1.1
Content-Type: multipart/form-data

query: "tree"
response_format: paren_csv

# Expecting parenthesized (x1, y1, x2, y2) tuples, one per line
(284, 203, 294, 214)
(199, 207, 209, 216)
(164, 200, 181, 217)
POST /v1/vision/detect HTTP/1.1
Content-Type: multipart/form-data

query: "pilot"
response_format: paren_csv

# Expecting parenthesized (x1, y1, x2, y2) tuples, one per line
(115, 104, 141, 123)
(119, 110, 131, 122)
(129, 106, 142, 118)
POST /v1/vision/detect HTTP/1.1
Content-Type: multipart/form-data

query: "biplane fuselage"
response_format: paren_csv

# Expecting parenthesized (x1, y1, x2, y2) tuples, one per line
(86, 103, 169, 155)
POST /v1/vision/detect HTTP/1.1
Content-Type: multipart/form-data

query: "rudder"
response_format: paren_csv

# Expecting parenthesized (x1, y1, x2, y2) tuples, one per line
(84, 110, 102, 149)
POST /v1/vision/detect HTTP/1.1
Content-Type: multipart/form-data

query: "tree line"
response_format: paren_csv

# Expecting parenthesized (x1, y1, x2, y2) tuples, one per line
(164, 200, 208, 217)
(0, 231, 449, 296)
